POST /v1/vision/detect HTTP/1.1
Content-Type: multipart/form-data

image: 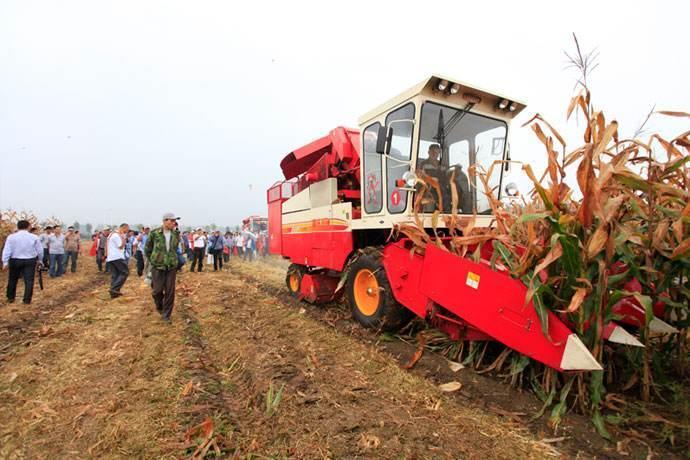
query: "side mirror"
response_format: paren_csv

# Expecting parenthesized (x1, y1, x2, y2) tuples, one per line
(375, 125, 392, 155)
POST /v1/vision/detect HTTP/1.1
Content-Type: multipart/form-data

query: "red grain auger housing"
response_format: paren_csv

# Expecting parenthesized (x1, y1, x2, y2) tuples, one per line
(267, 75, 670, 372)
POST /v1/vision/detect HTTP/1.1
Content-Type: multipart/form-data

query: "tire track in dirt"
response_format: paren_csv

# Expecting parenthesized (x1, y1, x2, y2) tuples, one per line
(0, 268, 105, 367)
(227, 260, 624, 459)
(174, 278, 249, 457)
(183, 268, 554, 458)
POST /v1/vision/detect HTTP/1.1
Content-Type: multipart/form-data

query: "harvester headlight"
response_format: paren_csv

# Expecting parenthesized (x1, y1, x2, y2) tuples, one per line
(449, 83, 460, 95)
(498, 99, 509, 110)
(437, 79, 449, 92)
(509, 102, 517, 112)
(402, 171, 418, 187)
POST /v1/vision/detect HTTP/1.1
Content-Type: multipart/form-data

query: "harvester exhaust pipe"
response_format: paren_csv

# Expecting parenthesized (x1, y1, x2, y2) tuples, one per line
(560, 334, 603, 371)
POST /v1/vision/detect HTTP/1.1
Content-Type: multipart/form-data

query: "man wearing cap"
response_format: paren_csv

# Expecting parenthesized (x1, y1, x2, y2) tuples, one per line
(144, 213, 182, 322)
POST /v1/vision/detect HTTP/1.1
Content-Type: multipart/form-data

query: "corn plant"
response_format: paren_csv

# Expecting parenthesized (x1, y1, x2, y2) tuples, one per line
(398, 37, 689, 441)
(0, 209, 43, 249)
(265, 382, 285, 417)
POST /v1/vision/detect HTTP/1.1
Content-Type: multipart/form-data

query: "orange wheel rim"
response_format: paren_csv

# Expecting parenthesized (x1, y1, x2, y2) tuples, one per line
(353, 269, 379, 316)
(289, 272, 300, 292)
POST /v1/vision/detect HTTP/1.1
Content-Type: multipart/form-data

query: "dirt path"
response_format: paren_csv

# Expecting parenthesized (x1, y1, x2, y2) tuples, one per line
(0, 255, 662, 458)
(180, 265, 557, 458)
(0, 262, 187, 458)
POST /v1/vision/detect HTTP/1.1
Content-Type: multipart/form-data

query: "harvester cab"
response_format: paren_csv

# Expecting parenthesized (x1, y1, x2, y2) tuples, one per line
(359, 75, 524, 225)
(267, 75, 656, 374)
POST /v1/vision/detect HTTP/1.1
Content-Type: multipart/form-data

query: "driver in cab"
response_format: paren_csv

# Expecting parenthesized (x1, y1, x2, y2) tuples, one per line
(418, 143, 471, 213)
(418, 144, 447, 212)
(419, 144, 445, 177)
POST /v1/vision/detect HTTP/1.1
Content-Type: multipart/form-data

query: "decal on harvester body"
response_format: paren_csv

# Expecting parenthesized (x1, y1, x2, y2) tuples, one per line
(282, 218, 349, 234)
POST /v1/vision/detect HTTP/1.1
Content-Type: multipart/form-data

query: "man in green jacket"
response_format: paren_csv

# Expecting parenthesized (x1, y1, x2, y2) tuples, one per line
(144, 212, 182, 322)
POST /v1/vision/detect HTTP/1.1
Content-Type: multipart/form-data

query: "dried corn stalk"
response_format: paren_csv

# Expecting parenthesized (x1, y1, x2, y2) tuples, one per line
(397, 38, 689, 440)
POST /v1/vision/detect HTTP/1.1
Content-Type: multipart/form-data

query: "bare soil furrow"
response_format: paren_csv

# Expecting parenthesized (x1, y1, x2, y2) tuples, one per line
(0, 268, 104, 367)
(182, 266, 553, 459)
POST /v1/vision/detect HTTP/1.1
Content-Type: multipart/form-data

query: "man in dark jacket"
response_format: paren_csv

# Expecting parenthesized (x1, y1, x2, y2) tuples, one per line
(208, 230, 225, 271)
(144, 213, 182, 322)
(97, 227, 110, 272)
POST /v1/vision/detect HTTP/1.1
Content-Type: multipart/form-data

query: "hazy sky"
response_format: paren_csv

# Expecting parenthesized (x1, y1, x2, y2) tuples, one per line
(1, 0, 688, 229)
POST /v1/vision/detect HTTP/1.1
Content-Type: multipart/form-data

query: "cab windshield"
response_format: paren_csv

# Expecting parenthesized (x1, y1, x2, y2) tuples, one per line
(416, 102, 507, 214)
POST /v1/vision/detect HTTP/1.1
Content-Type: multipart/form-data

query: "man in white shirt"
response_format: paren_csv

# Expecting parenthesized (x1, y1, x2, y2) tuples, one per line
(2, 220, 44, 304)
(190, 228, 207, 272)
(236, 233, 245, 258)
(48, 226, 66, 278)
(106, 223, 130, 298)
(38, 226, 52, 268)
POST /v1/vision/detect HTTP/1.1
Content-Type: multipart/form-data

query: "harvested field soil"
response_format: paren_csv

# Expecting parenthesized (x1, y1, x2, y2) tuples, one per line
(0, 255, 682, 458)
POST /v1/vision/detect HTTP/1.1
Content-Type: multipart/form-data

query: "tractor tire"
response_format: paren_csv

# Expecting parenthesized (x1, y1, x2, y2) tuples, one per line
(286, 263, 305, 298)
(346, 249, 413, 332)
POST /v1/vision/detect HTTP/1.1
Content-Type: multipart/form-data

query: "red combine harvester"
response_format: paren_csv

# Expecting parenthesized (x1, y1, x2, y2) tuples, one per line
(267, 75, 676, 372)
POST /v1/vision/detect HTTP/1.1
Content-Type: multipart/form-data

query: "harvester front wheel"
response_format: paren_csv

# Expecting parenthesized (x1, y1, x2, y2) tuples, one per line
(346, 251, 412, 332)
(286, 264, 305, 298)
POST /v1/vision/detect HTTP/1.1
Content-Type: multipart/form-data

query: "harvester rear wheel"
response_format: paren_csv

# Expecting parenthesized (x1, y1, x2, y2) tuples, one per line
(286, 264, 305, 298)
(346, 250, 412, 332)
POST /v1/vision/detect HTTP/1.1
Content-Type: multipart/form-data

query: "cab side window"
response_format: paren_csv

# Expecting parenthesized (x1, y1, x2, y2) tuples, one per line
(362, 122, 383, 214)
(385, 103, 415, 213)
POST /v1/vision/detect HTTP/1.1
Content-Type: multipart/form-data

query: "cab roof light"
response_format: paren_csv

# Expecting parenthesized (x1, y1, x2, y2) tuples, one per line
(498, 99, 509, 110)
(437, 79, 449, 92)
(449, 83, 461, 95)
(509, 102, 517, 112)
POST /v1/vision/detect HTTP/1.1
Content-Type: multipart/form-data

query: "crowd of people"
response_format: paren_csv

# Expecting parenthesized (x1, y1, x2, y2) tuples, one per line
(36, 225, 82, 277)
(182, 228, 269, 272)
(2, 215, 269, 323)
(88, 226, 268, 275)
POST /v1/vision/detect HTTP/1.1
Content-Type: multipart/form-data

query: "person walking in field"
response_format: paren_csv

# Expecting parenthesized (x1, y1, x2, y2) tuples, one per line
(39, 226, 52, 268)
(204, 231, 213, 266)
(173, 222, 186, 272)
(134, 227, 149, 277)
(89, 232, 99, 257)
(181, 231, 190, 261)
(2, 220, 44, 305)
(144, 213, 181, 322)
(106, 223, 129, 298)
(243, 230, 256, 261)
(236, 232, 245, 258)
(48, 226, 66, 277)
(208, 230, 225, 271)
(63, 226, 80, 273)
(223, 231, 232, 262)
(256, 233, 265, 258)
(190, 228, 206, 272)
(123, 229, 135, 264)
(96, 227, 110, 272)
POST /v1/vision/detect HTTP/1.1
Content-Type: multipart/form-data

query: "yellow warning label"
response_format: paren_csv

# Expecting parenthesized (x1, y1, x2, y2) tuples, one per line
(466, 272, 480, 289)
